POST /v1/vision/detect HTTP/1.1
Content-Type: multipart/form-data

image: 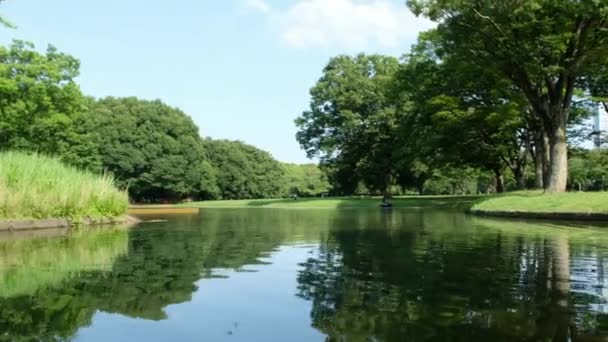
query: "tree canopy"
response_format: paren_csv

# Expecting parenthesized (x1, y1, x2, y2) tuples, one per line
(407, 0, 608, 192)
(203, 139, 287, 200)
(79, 97, 220, 202)
(295, 54, 402, 200)
(0, 41, 87, 162)
(292, 1, 608, 195)
(282, 163, 331, 197)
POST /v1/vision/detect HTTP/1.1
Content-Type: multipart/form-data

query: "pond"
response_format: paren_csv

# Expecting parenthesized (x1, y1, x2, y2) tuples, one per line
(2, 208, 608, 341)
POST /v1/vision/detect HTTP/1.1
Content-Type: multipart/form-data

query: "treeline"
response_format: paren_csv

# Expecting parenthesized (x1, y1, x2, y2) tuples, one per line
(0, 41, 329, 202)
(296, 0, 608, 198)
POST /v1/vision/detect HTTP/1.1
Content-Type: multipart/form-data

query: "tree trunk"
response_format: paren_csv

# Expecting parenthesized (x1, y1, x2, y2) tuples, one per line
(515, 170, 526, 190)
(382, 173, 392, 203)
(550, 237, 572, 341)
(511, 164, 526, 190)
(494, 168, 505, 193)
(534, 155, 544, 189)
(533, 129, 550, 189)
(416, 178, 426, 195)
(534, 237, 575, 341)
(546, 125, 568, 193)
(542, 135, 550, 190)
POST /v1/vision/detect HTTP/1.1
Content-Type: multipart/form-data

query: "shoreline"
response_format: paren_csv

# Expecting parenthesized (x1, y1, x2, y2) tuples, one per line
(0, 215, 141, 232)
(468, 209, 608, 222)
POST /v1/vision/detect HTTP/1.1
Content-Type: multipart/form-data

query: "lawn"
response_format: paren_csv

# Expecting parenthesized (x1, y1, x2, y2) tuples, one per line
(180, 191, 608, 217)
(471, 191, 608, 214)
(178, 195, 482, 210)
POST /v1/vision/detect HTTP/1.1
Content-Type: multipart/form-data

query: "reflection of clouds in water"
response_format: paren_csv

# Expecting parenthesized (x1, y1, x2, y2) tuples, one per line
(571, 254, 608, 312)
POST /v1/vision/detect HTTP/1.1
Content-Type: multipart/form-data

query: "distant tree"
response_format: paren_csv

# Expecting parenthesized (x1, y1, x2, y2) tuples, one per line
(81, 97, 219, 202)
(408, 0, 608, 192)
(282, 163, 331, 197)
(568, 149, 608, 191)
(204, 139, 286, 200)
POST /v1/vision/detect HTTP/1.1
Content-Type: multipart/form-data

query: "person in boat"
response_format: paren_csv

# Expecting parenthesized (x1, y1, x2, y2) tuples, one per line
(381, 196, 392, 208)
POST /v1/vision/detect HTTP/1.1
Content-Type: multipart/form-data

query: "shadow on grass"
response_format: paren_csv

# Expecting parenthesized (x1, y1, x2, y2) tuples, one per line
(241, 195, 486, 210)
(244, 197, 329, 207)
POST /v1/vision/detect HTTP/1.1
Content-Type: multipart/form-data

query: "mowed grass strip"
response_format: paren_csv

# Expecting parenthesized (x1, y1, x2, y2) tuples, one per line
(0, 151, 129, 220)
(472, 191, 608, 214)
(179, 195, 482, 209)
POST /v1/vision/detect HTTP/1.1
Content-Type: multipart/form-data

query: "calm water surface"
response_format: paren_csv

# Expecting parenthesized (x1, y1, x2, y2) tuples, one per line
(2, 209, 608, 341)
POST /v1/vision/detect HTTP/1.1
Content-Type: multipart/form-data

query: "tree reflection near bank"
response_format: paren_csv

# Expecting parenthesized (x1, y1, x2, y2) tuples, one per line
(0, 210, 333, 340)
(296, 211, 608, 341)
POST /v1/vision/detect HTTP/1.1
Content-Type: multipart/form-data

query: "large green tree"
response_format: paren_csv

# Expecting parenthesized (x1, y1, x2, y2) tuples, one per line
(403, 38, 530, 191)
(0, 41, 88, 162)
(295, 54, 401, 201)
(81, 97, 219, 202)
(407, 0, 608, 192)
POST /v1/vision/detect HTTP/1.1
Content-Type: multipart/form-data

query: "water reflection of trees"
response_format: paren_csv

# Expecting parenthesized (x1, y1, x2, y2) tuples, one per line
(0, 209, 334, 341)
(4, 210, 608, 340)
(296, 211, 608, 341)
(0, 227, 129, 341)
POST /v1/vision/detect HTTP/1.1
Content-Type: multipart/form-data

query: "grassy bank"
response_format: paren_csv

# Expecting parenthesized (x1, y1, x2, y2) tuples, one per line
(0, 152, 129, 221)
(472, 191, 608, 214)
(180, 192, 608, 220)
(179, 195, 482, 209)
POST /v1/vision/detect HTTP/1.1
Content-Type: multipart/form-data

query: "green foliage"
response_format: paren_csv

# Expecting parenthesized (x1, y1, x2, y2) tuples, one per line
(295, 54, 402, 195)
(407, 0, 608, 192)
(0, 41, 89, 162)
(407, 42, 527, 173)
(0, 151, 129, 220)
(0, 39, 300, 204)
(423, 166, 489, 195)
(204, 139, 286, 200)
(80, 97, 220, 202)
(568, 149, 608, 191)
(295, 49, 534, 196)
(281, 163, 331, 197)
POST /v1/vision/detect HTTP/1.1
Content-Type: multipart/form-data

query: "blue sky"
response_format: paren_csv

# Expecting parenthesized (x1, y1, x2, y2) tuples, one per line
(1, 0, 433, 163)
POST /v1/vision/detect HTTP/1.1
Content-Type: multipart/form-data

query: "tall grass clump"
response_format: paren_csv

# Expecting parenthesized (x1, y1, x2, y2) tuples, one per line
(0, 151, 129, 220)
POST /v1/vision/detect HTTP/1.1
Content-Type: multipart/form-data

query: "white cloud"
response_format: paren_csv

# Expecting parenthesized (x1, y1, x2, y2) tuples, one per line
(243, 0, 272, 13)
(273, 0, 435, 49)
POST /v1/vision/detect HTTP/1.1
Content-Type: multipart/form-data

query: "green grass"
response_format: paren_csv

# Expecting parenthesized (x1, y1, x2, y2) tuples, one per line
(182, 192, 608, 216)
(0, 151, 129, 220)
(179, 195, 482, 209)
(472, 190, 608, 214)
